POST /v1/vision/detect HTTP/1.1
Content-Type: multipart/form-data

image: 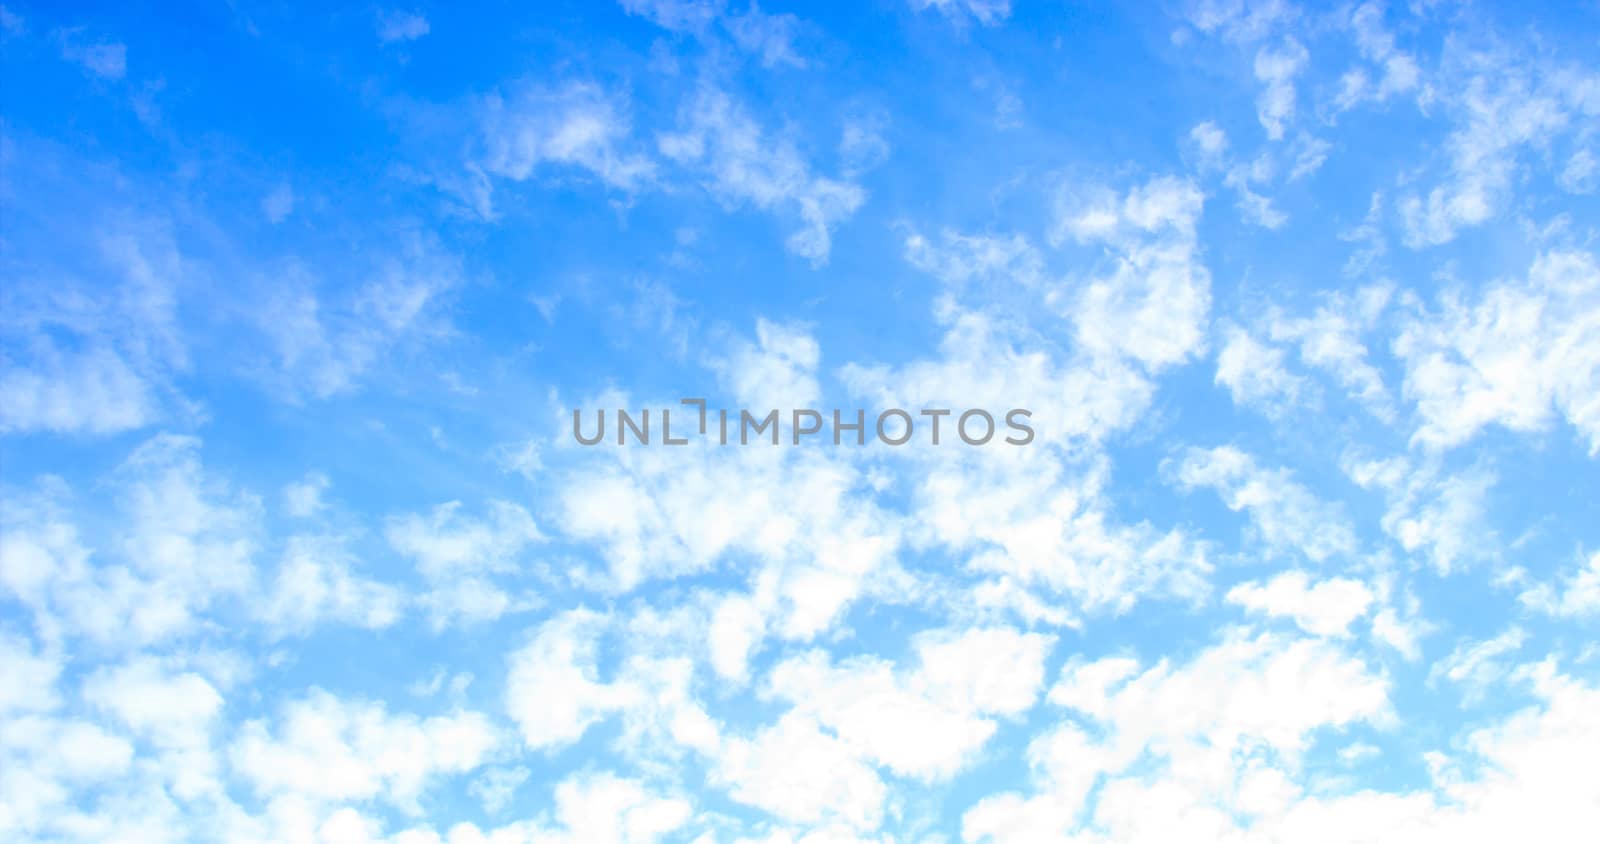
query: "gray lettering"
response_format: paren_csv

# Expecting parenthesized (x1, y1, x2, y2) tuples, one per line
(958, 409, 994, 445)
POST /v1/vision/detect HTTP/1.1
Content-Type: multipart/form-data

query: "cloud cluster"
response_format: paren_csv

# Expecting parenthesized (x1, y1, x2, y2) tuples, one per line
(2, 1, 1598, 842)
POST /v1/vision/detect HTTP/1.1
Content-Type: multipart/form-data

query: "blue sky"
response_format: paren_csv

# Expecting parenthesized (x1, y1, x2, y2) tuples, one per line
(2, 0, 1599, 841)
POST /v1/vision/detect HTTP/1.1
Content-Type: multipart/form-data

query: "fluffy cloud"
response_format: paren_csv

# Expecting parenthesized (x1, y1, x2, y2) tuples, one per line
(0, 225, 188, 436)
(1394, 250, 1600, 454)
(1054, 176, 1211, 370)
(966, 629, 1391, 842)
(520, 772, 691, 844)
(1430, 627, 1528, 702)
(0, 435, 260, 647)
(477, 82, 655, 202)
(764, 626, 1054, 780)
(1214, 323, 1308, 414)
(714, 712, 888, 831)
(257, 237, 462, 400)
(1266, 283, 1394, 419)
(1254, 37, 1308, 140)
(386, 499, 542, 627)
(504, 609, 626, 751)
(231, 690, 498, 811)
(971, 663, 1600, 842)
(1332, 2, 1419, 113)
(1518, 551, 1600, 618)
(1225, 570, 1374, 637)
(386, 500, 542, 578)
(377, 10, 429, 45)
(1398, 47, 1599, 247)
(1343, 454, 1494, 574)
(1171, 445, 1357, 563)
(0, 345, 156, 434)
(659, 87, 865, 264)
(256, 536, 404, 636)
(709, 318, 822, 411)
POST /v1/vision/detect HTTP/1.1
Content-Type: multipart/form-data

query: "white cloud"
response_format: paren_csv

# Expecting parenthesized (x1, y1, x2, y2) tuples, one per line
(1187, 121, 1229, 167)
(1370, 607, 1427, 661)
(0, 345, 156, 434)
(283, 472, 330, 518)
(231, 689, 498, 811)
(1332, 2, 1420, 113)
(0, 225, 188, 436)
(59, 31, 126, 79)
(1215, 323, 1308, 414)
(709, 318, 821, 411)
(1267, 283, 1394, 419)
(556, 364, 903, 639)
(1049, 631, 1389, 754)
(970, 659, 1600, 843)
(764, 626, 1054, 781)
(1226, 570, 1374, 637)
(659, 87, 865, 265)
(714, 712, 887, 831)
(709, 591, 766, 683)
(1398, 47, 1598, 247)
(725, 5, 807, 68)
(809, 302, 1214, 619)
(81, 657, 227, 802)
(909, 0, 1011, 27)
(558, 434, 903, 634)
(1519, 551, 1600, 618)
(257, 535, 404, 636)
(1430, 627, 1528, 703)
(1253, 37, 1308, 140)
(0, 633, 61, 715)
(386, 500, 541, 579)
(1560, 147, 1596, 193)
(1233, 182, 1287, 228)
(83, 658, 223, 741)
(831, 248, 1217, 620)
(967, 629, 1390, 842)
(383, 772, 690, 844)
(1055, 177, 1211, 370)
(1201, 140, 1307, 229)
(1394, 250, 1600, 454)
(1345, 455, 1494, 575)
(619, 0, 720, 33)
(504, 609, 625, 750)
(10, 9, 1600, 842)
(524, 772, 692, 844)
(11, 718, 134, 785)
(902, 229, 1042, 288)
(1288, 132, 1329, 180)
(385, 498, 541, 627)
(858, 205, 1194, 452)
(929, 454, 1213, 614)
(468, 765, 529, 815)
(477, 82, 655, 206)
(261, 183, 295, 223)
(0, 436, 397, 651)
(377, 10, 430, 44)
(16, 435, 261, 647)
(259, 237, 461, 400)
(1182, 0, 1293, 44)
(1171, 445, 1358, 563)
(621, 0, 808, 68)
